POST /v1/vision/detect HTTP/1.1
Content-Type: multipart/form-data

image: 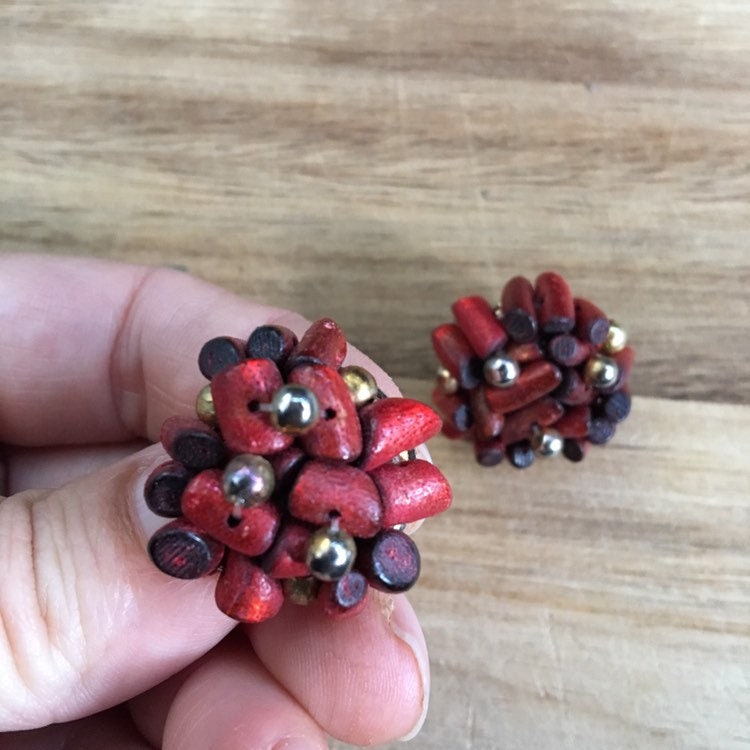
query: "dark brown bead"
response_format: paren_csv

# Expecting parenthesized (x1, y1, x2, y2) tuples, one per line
(535, 272, 575, 335)
(357, 529, 421, 593)
(507, 440, 536, 469)
(500, 275, 538, 343)
(563, 438, 589, 462)
(474, 435, 505, 466)
(319, 571, 369, 619)
(144, 460, 194, 517)
(268, 445, 307, 499)
(430, 323, 483, 389)
(286, 318, 347, 371)
(600, 390, 632, 423)
(198, 336, 246, 380)
(451, 295, 508, 359)
(148, 520, 224, 579)
(160, 416, 226, 471)
(548, 335, 593, 367)
(588, 416, 616, 445)
(574, 297, 610, 346)
(246, 325, 298, 366)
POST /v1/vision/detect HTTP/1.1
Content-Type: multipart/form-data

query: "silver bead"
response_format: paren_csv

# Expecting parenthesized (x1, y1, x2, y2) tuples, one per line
(222, 454, 275, 509)
(483, 352, 520, 388)
(531, 429, 564, 458)
(583, 354, 620, 389)
(306, 524, 357, 582)
(270, 384, 320, 434)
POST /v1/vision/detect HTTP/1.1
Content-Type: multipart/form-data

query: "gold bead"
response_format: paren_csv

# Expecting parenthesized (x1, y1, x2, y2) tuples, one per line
(222, 454, 275, 508)
(483, 352, 520, 388)
(195, 384, 216, 425)
(602, 320, 627, 355)
(436, 365, 459, 395)
(270, 384, 320, 434)
(531, 429, 564, 458)
(306, 524, 357, 582)
(340, 365, 379, 407)
(283, 577, 320, 606)
(583, 354, 620, 389)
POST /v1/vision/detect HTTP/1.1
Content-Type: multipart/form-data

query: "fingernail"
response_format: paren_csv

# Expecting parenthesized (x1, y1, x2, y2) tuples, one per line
(384, 595, 431, 741)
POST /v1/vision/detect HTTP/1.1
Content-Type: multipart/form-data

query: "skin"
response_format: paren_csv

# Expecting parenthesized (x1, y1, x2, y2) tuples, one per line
(0, 255, 429, 749)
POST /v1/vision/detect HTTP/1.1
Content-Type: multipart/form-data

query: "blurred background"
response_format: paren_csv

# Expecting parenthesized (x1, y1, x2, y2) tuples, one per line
(2, 2, 749, 748)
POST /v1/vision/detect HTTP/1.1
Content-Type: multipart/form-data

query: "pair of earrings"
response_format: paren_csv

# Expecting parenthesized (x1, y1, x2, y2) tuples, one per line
(145, 270, 633, 623)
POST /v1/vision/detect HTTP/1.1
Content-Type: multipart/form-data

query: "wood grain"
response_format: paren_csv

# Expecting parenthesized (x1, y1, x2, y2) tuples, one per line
(2, 1, 750, 747)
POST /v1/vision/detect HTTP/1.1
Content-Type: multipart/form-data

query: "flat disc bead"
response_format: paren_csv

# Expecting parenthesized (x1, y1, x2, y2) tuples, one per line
(215, 552, 284, 623)
(319, 571, 369, 619)
(148, 520, 224, 579)
(357, 529, 420, 593)
(160, 416, 226, 471)
(198, 336, 246, 379)
(144, 460, 194, 517)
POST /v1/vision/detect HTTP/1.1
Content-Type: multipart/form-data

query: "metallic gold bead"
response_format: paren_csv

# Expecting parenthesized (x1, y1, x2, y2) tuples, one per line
(222, 454, 275, 508)
(483, 352, 520, 388)
(340, 365, 379, 407)
(195, 384, 216, 425)
(602, 320, 627, 355)
(531, 429, 564, 458)
(270, 384, 320, 434)
(283, 576, 320, 606)
(583, 354, 620, 389)
(436, 365, 459, 395)
(306, 525, 357, 582)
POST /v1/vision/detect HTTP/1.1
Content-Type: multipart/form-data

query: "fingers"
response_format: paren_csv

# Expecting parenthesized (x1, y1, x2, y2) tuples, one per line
(130, 633, 328, 750)
(0, 444, 235, 731)
(0, 254, 398, 447)
(249, 593, 430, 745)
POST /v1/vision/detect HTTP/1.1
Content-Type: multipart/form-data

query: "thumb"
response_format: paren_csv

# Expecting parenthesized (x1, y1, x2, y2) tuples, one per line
(0, 443, 233, 732)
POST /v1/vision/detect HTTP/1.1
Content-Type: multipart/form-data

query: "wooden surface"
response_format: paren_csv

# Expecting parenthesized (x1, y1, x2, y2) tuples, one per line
(2, 2, 750, 748)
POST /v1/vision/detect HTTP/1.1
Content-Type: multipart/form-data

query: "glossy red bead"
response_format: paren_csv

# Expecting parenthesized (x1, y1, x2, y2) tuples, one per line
(553, 404, 592, 438)
(288, 364, 362, 461)
(451, 295, 508, 359)
(469, 387, 504, 440)
(289, 460, 382, 538)
(262, 523, 312, 579)
(181, 469, 280, 557)
(431, 387, 473, 432)
(501, 397, 564, 445)
(370, 459, 452, 527)
(430, 323, 482, 389)
(535, 272, 575, 335)
(215, 551, 284, 623)
(211, 359, 293, 455)
(359, 397, 442, 471)
(500, 275, 538, 343)
(483, 361, 562, 415)
(286, 318, 347, 371)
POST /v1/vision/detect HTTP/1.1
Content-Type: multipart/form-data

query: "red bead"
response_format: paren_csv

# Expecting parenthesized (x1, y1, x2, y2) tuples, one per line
(181, 469, 280, 556)
(318, 571, 369, 619)
(358, 397, 443, 471)
(506, 340, 544, 364)
(148, 519, 224, 579)
(554, 368, 596, 406)
(548, 335, 593, 367)
(430, 323, 482, 389)
(574, 297, 610, 346)
(144, 460, 195, 517)
(288, 364, 362, 461)
(483, 361, 562, 415)
(535, 272, 575, 335)
(246, 325, 298, 366)
(501, 397, 564, 445)
(211, 359, 293, 455)
(474, 435, 505, 466)
(451, 295, 508, 359)
(160, 416, 226, 471)
(500, 275, 538, 343)
(286, 318, 347, 371)
(369, 459, 452, 527)
(441, 421, 470, 440)
(357, 529, 420, 593)
(198, 336, 246, 380)
(262, 523, 312, 578)
(431, 387, 473, 432)
(215, 551, 284, 623)
(469, 387, 504, 440)
(289, 460, 382, 538)
(553, 404, 592, 438)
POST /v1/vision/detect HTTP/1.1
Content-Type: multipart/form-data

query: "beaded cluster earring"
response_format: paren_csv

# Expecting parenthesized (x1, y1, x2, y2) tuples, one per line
(145, 319, 452, 623)
(431, 272, 633, 468)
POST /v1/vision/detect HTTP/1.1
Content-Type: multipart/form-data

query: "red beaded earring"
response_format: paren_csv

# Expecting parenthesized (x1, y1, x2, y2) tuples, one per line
(431, 272, 633, 468)
(146, 318, 452, 623)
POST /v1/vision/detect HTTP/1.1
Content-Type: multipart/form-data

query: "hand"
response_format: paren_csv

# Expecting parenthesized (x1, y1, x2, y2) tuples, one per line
(0, 255, 429, 749)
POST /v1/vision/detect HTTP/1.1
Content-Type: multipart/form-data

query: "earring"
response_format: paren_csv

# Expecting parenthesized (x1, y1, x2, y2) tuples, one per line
(431, 272, 633, 468)
(145, 318, 452, 623)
